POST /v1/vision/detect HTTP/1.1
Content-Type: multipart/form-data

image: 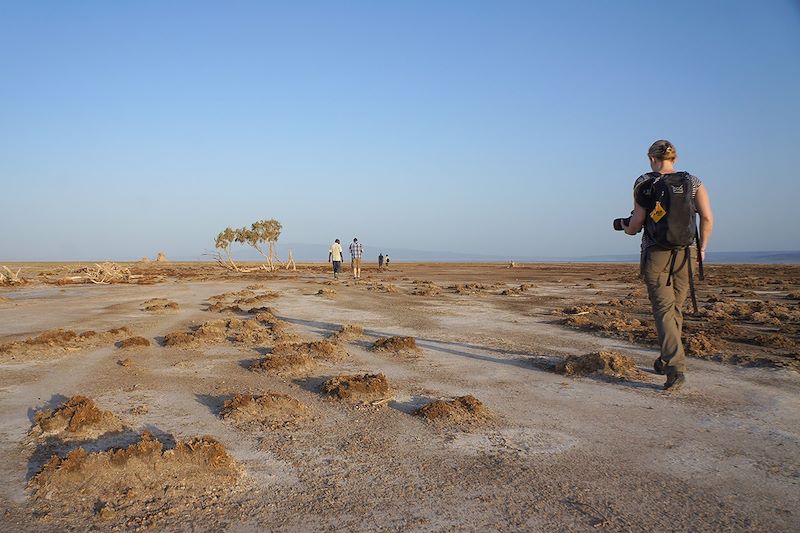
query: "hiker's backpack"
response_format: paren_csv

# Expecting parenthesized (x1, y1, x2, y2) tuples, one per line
(635, 171, 705, 312)
(637, 172, 697, 249)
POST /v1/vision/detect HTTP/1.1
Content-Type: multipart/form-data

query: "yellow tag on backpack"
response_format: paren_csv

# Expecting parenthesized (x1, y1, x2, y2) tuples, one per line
(650, 201, 666, 222)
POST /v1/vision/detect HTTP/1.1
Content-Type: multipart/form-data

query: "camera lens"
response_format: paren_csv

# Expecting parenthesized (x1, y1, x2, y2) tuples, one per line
(613, 217, 631, 231)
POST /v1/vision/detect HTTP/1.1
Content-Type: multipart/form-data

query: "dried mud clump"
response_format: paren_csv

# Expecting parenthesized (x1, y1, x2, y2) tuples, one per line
(372, 336, 421, 354)
(321, 373, 391, 401)
(207, 289, 279, 312)
(449, 283, 497, 295)
(561, 306, 656, 344)
(251, 351, 315, 375)
(164, 315, 290, 348)
(117, 336, 151, 349)
(698, 299, 798, 324)
(317, 287, 336, 297)
(751, 333, 796, 349)
(163, 331, 196, 346)
(556, 351, 642, 379)
(29, 431, 241, 522)
(411, 281, 442, 296)
(142, 298, 179, 312)
(0, 326, 132, 358)
(273, 340, 346, 361)
(366, 282, 399, 293)
(501, 283, 533, 296)
(207, 302, 246, 314)
(30, 396, 125, 441)
(329, 323, 364, 342)
(686, 332, 717, 356)
(220, 393, 309, 429)
(415, 395, 491, 425)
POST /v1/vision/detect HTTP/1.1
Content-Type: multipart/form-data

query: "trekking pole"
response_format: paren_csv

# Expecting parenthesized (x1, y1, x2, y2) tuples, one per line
(686, 246, 699, 314)
(696, 223, 704, 281)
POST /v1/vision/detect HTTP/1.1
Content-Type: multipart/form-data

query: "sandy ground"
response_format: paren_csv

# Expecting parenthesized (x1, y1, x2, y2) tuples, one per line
(0, 263, 798, 532)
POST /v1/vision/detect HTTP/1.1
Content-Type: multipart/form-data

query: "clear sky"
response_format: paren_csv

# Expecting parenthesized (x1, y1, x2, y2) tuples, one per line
(2, 1, 799, 261)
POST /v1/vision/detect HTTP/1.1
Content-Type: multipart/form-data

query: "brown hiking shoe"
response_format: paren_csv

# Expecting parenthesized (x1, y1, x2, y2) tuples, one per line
(663, 373, 686, 392)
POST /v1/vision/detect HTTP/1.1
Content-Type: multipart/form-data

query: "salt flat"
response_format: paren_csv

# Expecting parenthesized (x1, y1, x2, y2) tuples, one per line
(0, 262, 798, 531)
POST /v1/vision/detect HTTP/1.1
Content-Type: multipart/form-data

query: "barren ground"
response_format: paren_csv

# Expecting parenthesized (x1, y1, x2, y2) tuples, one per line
(0, 262, 798, 532)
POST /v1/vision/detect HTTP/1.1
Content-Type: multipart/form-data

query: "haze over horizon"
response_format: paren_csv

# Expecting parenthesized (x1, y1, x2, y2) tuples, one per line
(2, 1, 799, 261)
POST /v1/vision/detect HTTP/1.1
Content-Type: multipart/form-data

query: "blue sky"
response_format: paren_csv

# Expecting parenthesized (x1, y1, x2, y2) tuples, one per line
(1, 1, 799, 260)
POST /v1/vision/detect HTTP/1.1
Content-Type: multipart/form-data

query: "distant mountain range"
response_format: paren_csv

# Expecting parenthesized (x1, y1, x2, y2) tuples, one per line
(189, 243, 800, 265)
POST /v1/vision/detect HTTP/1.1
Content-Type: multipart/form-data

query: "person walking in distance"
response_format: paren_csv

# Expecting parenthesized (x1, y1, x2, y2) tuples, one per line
(378, 253, 384, 269)
(621, 140, 714, 391)
(349, 237, 364, 280)
(384, 254, 390, 268)
(328, 239, 344, 280)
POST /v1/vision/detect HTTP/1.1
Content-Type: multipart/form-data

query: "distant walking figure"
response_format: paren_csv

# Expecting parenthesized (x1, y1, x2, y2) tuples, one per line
(378, 253, 384, 268)
(621, 140, 714, 392)
(384, 255, 390, 268)
(328, 239, 343, 279)
(349, 238, 364, 279)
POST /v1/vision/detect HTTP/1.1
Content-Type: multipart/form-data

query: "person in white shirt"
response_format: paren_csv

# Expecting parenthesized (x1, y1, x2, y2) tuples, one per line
(328, 239, 344, 279)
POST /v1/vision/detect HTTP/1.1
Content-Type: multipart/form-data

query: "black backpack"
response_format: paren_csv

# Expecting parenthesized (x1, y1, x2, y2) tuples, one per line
(636, 172, 696, 249)
(635, 171, 704, 311)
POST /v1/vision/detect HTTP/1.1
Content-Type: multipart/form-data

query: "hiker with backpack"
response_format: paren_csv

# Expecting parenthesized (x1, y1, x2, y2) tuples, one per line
(618, 140, 714, 391)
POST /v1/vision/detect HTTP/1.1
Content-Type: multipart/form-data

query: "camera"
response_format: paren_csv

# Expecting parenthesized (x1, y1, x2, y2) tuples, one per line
(613, 213, 633, 231)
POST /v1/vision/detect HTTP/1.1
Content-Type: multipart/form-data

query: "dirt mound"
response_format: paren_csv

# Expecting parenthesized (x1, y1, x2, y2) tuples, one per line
(207, 289, 278, 312)
(411, 281, 442, 296)
(449, 283, 497, 295)
(164, 315, 289, 348)
(561, 305, 656, 344)
(686, 332, 718, 356)
(751, 333, 796, 349)
(0, 327, 132, 359)
(118, 336, 151, 349)
(251, 351, 315, 375)
(29, 431, 241, 524)
(698, 299, 798, 324)
(366, 282, 399, 293)
(372, 336, 421, 354)
(30, 396, 125, 441)
(220, 393, 308, 429)
(207, 302, 246, 313)
(273, 340, 346, 360)
(209, 289, 256, 302)
(142, 298, 179, 312)
(555, 351, 642, 379)
(416, 395, 491, 425)
(163, 331, 196, 346)
(329, 323, 364, 342)
(321, 373, 391, 402)
(317, 287, 336, 296)
(500, 283, 533, 296)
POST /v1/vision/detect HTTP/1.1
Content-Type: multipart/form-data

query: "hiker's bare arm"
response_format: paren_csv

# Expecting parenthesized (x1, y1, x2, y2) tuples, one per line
(695, 184, 714, 255)
(623, 204, 646, 235)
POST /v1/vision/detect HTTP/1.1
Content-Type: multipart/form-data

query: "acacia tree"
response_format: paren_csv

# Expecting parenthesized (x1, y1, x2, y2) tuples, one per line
(242, 219, 282, 270)
(214, 227, 241, 271)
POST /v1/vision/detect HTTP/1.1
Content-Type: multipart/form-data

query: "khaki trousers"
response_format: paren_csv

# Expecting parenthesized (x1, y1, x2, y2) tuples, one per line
(642, 247, 690, 373)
